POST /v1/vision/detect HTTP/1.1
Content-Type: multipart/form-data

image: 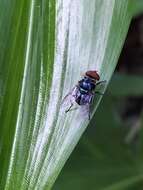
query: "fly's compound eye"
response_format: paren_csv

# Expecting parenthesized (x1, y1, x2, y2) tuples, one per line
(85, 70, 100, 81)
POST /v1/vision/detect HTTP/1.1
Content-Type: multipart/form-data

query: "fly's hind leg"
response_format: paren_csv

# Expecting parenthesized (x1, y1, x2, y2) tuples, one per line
(88, 108, 91, 120)
(87, 95, 93, 120)
(68, 107, 79, 112)
(87, 103, 91, 120)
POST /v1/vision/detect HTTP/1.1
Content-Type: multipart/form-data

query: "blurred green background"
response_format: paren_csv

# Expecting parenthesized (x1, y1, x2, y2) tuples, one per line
(53, 14, 143, 190)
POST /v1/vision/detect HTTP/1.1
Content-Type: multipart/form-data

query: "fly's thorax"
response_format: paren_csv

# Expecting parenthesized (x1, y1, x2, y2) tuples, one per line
(79, 77, 96, 92)
(79, 87, 88, 94)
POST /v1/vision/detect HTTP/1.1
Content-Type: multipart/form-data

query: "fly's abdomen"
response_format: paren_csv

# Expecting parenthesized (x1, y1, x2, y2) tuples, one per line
(75, 89, 93, 105)
(80, 94, 93, 105)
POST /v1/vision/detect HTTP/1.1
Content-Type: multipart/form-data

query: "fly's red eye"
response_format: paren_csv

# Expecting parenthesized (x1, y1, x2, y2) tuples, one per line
(85, 70, 100, 80)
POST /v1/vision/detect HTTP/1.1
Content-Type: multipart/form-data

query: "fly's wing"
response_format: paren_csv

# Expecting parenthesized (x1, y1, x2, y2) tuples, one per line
(60, 86, 78, 113)
(77, 103, 91, 120)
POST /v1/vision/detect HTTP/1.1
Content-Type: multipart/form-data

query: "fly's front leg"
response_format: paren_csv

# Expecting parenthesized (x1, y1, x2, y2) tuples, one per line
(96, 80, 106, 86)
(95, 80, 106, 96)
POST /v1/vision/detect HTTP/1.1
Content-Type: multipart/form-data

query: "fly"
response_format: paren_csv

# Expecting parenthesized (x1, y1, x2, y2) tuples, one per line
(61, 70, 106, 120)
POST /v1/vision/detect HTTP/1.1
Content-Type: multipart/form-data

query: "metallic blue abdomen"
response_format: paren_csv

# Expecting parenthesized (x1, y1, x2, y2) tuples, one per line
(75, 90, 93, 105)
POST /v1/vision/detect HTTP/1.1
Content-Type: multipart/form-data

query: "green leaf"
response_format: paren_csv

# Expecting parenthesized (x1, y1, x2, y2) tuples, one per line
(0, 0, 142, 189)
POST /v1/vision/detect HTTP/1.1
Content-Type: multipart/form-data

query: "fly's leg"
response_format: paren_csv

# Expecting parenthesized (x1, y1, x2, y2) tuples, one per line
(87, 95, 93, 120)
(87, 103, 92, 120)
(96, 80, 106, 86)
(68, 107, 78, 111)
(66, 106, 78, 113)
(94, 91, 104, 95)
(65, 103, 74, 113)
(94, 80, 106, 96)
